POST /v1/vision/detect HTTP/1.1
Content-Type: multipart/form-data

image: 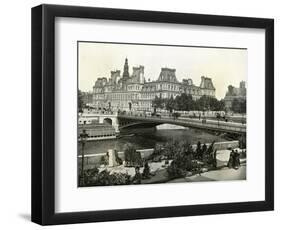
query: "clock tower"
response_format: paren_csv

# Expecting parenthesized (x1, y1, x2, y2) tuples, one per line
(122, 58, 130, 80)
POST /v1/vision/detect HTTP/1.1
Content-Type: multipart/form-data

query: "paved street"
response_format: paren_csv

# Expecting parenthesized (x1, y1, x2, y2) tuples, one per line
(169, 149, 246, 183)
(169, 165, 246, 183)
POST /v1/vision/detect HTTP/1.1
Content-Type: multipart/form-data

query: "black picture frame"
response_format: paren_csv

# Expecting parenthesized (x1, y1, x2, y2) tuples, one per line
(31, 4, 274, 225)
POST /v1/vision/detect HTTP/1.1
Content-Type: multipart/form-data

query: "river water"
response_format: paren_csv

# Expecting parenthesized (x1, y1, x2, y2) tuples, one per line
(81, 124, 228, 155)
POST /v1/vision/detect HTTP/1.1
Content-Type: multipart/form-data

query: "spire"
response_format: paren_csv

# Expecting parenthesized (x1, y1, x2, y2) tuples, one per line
(122, 58, 129, 79)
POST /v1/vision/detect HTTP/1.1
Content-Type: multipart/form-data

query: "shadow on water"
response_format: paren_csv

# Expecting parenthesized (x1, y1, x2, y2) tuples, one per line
(80, 126, 228, 155)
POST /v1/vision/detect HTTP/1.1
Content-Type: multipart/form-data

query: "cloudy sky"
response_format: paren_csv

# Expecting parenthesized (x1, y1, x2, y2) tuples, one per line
(78, 42, 247, 99)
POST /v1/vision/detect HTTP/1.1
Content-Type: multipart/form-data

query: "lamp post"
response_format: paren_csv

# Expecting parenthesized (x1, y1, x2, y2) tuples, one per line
(79, 129, 88, 186)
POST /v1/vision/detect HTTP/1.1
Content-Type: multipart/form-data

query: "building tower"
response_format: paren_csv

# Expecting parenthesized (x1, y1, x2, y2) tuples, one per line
(122, 58, 130, 79)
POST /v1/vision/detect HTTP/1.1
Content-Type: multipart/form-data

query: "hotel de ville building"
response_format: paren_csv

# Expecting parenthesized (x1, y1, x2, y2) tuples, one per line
(91, 58, 216, 111)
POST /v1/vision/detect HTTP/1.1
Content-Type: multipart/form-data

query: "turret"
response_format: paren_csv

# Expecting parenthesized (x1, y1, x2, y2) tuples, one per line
(122, 58, 130, 79)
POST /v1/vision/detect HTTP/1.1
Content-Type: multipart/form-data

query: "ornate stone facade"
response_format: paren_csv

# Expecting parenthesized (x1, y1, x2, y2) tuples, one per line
(92, 59, 216, 111)
(224, 81, 247, 110)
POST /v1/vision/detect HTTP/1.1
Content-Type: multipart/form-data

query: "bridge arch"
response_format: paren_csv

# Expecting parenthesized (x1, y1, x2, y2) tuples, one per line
(117, 115, 246, 134)
(119, 121, 161, 129)
(103, 118, 113, 126)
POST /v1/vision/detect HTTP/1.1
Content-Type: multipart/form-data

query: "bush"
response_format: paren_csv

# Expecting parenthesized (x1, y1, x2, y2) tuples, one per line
(100, 155, 108, 165)
(82, 169, 131, 186)
(124, 144, 143, 167)
(82, 167, 99, 186)
(107, 172, 131, 185)
(148, 144, 163, 162)
(167, 161, 186, 179)
(166, 141, 194, 179)
(163, 140, 181, 159)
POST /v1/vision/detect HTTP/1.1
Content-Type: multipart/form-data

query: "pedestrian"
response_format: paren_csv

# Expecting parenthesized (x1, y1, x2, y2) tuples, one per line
(196, 141, 202, 159)
(142, 162, 151, 179)
(213, 150, 217, 168)
(202, 143, 207, 154)
(133, 166, 142, 184)
(227, 150, 234, 168)
(234, 150, 240, 168)
(197, 162, 202, 176)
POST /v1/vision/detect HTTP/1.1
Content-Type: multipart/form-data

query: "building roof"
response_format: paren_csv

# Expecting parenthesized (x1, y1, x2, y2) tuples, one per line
(200, 76, 215, 90)
(157, 68, 178, 83)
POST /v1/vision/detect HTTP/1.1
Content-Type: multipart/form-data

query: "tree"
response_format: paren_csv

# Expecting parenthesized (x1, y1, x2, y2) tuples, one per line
(202, 141, 216, 165)
(165, 96, 175, 113)
(124, 144, 142, 167)
(215, 100, 226, 111)
(172, 112, 181, 119)
(148, 144, 163, 162)
(152, 96, 164, 112)
(174, 93, 194, 111)
(196, 141, 202, 160)
(231, 99, 240, 113)
(196, 95, 209, 111)
(195, 95, 223, 111)
(231, 98, 246, 113)
(151, 93, 225, 113)
(164, 140, 181, 159)
(180, 141, 193, 155)
(167, 141, 194, 179)
(240, 99, 246, 114)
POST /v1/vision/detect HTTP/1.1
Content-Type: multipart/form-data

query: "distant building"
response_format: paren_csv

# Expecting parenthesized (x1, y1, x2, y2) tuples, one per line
(224, 81, 246, 110)
(81, 91, 93, 105)
(91, 58, 216, 111)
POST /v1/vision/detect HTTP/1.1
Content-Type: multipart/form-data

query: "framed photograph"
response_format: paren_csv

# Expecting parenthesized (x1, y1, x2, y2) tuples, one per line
(31, 4, 274, 225)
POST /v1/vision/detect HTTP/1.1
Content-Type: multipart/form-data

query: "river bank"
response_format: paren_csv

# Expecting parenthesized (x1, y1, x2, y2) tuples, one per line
(80, 126, 230, 155)
(80, 147, 246, 186)
(79, 140, 240, 171)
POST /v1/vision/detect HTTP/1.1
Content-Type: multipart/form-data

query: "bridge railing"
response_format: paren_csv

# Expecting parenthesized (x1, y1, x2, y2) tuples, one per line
(118, 114, 246, 133)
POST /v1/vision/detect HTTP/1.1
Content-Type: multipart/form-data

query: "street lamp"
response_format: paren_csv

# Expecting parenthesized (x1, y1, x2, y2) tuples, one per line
(79, 129, 88, 186)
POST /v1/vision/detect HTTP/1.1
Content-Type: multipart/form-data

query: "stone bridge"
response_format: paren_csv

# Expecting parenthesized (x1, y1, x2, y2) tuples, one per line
(80, 113, 120, 133)
(117, 115, 246, 134)
(83, 113, 246, 135)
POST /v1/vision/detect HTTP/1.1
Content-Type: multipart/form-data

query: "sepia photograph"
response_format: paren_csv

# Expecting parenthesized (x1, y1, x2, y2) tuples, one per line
(30, 4, 274, 225)
(77, 41, 247, 187)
